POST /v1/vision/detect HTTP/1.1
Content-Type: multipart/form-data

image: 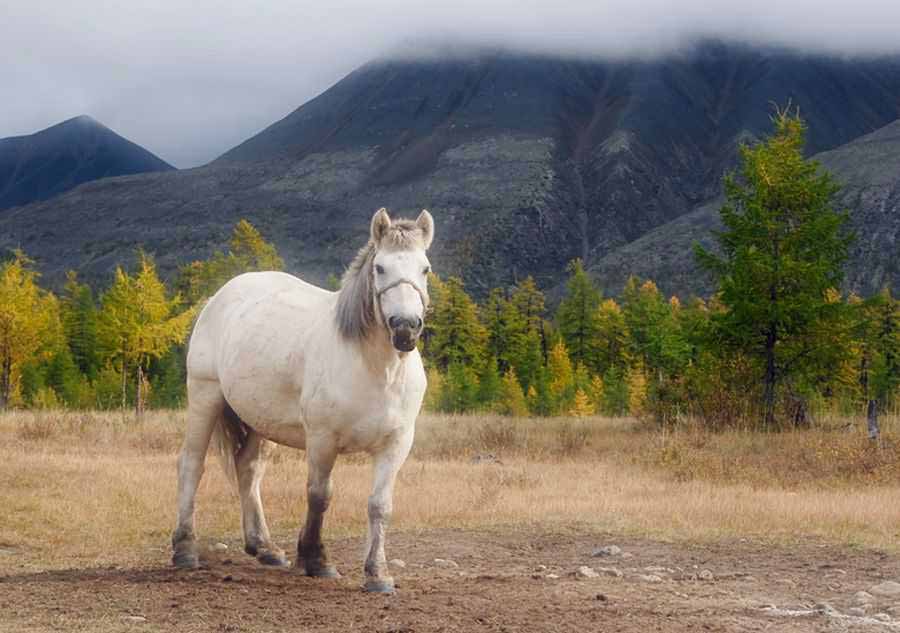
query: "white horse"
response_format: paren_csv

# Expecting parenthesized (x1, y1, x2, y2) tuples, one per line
(171, 208, 433, 593)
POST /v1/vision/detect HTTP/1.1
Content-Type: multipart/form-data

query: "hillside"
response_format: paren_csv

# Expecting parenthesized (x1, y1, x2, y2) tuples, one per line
(587, 118, 900, 298)
(2, 42, 900, 294)
(0, 116, 173, 212)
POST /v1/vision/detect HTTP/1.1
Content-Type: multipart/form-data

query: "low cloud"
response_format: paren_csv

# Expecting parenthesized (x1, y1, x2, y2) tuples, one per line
(3, 0, 900, 167)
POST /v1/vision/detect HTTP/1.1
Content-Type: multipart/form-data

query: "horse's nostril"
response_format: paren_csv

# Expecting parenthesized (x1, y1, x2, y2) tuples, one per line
(388, 316, 400, 329)
(415, 316, 423, 330)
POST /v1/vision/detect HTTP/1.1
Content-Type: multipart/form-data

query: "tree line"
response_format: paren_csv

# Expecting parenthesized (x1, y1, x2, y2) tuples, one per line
(2, 109, 897, 431)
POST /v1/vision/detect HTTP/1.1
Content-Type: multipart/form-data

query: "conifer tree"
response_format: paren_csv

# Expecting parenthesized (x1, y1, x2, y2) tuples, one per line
(569, 389, 595, 417)
(477, 356, 502, 409)
(556, 259, 602, 369)
(60, 271, 100, 378)
(547, 341, 575, 414)
(98, 253, 197, 417)
(178, 220, 284, 302)
(0, 251, 61, 408)
(427, 276, 487, 370)
(696, 107, 852, 427)
(497, 367, 529, 416)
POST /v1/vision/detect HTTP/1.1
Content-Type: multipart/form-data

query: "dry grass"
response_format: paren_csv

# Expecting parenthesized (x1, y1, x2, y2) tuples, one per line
(1, 409, 899, 573)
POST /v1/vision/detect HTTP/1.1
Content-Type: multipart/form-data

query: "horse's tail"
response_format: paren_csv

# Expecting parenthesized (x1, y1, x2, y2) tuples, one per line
(210, 403, 249, 489)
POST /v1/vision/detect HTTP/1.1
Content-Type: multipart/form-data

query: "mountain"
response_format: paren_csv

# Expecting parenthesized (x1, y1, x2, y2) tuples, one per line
(0, 115, 173, 211)
(2, 42, 900, 295)
(587, 118, 900, 298)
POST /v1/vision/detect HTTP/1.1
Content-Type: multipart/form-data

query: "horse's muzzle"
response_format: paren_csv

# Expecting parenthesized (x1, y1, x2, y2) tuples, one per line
(388, 316, 422, 352)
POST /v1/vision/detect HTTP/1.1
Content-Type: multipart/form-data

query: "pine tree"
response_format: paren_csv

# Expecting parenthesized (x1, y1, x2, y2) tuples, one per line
(695, 107, 852, 428)
(60, 271, 100, 378)
(547, 341, 575, 414)
(497, 367, 529, 416)
(477, 356, 502, 409)
(510, 276, 546, 335)
(595, 298, 629, 375)
(439, 362, 480, 412)
(427, 276, 488, 370)
(178, 220, 284, 302)
(97, 253, 197, 417)
(0, 251, 62, 408)
(556, 259, 602, 369)
(527, 367, 554, 416)
(857, 288, 900, 439)
(569, 389, 595, 417)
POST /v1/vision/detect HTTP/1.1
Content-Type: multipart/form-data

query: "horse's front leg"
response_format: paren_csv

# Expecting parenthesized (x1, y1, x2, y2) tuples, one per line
(364, 427, 414, 593)
(297, 437, 340, 577)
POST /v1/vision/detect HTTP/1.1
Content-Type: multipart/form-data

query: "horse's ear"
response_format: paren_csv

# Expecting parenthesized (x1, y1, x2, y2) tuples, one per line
(416, 209, 434, 250)
(371, 207, 391, 243)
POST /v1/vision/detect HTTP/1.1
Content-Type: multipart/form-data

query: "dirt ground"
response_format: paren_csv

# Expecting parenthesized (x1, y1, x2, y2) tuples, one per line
(2, 527, 899, 632)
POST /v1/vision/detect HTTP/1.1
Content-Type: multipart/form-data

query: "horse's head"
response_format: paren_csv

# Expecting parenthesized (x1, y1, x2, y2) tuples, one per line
(370, 208, 433, 352)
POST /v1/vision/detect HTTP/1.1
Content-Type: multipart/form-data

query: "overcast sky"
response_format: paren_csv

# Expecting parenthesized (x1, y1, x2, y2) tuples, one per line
(4, 1, 900, 168)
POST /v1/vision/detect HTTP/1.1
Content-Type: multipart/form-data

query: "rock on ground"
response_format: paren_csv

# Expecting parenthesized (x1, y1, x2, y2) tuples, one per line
(576, 566, 600, 579)
(592, 545, 622, 557)
(870, 581, 900, 598)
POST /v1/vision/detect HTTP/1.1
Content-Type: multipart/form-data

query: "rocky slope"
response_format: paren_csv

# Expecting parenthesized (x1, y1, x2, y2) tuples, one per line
(588, 118, 900, 298)
(0, 116, 173, 212)
(2, 43, 900, 294)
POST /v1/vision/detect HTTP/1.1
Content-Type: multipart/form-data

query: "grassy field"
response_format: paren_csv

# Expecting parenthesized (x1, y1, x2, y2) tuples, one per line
(1, 410, 899, 573)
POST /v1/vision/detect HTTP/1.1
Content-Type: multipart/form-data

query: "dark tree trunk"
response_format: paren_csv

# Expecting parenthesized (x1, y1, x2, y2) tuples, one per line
(136, 363, 144, 421)
(0, 353, 11, 409)
(763, 326, 777, 429)
(867, 399, 880, 440)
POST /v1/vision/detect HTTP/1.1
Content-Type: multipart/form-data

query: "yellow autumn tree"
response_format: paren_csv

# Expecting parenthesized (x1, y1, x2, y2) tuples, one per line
(97, 253, 197, 417)
(568, 389, 595, 417)
(178, 220, 284, 302)
(0, 251, 62, 408)
(627, 362, 649, 416)
(497, 367, 529, 416)
(424, 366, 444, 411)
(589, 374, 605, 413)
(547, 341, 574, 413)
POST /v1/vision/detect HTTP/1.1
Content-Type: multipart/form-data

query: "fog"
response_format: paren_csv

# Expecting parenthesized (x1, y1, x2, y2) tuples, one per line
(3, 0, 899, 167)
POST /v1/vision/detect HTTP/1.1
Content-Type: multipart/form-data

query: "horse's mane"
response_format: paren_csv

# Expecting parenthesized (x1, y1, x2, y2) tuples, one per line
(335, 219, 427, 341)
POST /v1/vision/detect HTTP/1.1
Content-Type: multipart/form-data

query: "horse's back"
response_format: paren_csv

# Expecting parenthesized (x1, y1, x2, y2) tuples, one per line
(187, 271, 333, 383)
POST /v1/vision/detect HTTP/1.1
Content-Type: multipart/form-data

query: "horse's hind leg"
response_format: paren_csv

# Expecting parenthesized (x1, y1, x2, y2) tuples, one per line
(235, 431, 288, 567)
(171, 377, 223, 569)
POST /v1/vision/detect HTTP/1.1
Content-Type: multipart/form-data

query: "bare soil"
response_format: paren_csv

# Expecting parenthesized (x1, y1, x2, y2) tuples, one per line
(2, 527, 899, 632)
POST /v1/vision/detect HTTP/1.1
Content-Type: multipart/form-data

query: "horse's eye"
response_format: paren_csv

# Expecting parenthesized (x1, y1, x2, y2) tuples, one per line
(375, 264, 385, 275)
(423, 266, 431, 275)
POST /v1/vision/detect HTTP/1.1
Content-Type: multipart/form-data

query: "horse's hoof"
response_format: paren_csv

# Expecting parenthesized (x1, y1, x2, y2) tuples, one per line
(172, 550, 200, 570)
(364, 577, 395, 594)
(257, 550, 290, 567)
(304, 564, 341, 578)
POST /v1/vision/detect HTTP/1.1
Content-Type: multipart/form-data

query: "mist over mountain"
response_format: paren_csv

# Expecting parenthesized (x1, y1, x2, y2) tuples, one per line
(0, 116, 173, 212)
(2, 42, 900, 297)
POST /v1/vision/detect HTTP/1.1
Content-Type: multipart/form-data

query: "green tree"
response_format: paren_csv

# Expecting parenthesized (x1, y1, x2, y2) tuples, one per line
(556, 259, 601, 370)
(439, 362, 480, 413)
(0, 251, 62, 408)
(477, 356, 502, 409)
(695, 108, 852, 428)
(97, 253, 197, 417)
(857, 288, 900, 438)
(178, 220, 284, 302)
(497, 367, 529, 416)
(426, 276, 488, 370)
(60, 271, 100, 378)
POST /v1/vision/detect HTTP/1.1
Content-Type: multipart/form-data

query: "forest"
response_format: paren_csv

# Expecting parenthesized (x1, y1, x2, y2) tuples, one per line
(1, 111, 896, 432)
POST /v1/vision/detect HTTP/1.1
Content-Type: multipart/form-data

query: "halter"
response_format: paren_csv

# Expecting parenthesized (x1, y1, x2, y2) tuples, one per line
(375, 278, 429, 311)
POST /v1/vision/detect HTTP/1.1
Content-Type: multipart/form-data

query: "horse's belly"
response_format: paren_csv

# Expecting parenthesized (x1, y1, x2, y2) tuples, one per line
(245, 417, 307, 450)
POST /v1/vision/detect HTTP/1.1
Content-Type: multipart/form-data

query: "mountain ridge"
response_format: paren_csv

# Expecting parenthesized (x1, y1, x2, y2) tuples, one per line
(0, 115, 174, 212)
(2, 43, 900, 296)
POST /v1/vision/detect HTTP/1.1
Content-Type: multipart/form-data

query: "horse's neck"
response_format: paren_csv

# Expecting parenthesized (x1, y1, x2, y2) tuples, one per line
(359, 332, 407, 382)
